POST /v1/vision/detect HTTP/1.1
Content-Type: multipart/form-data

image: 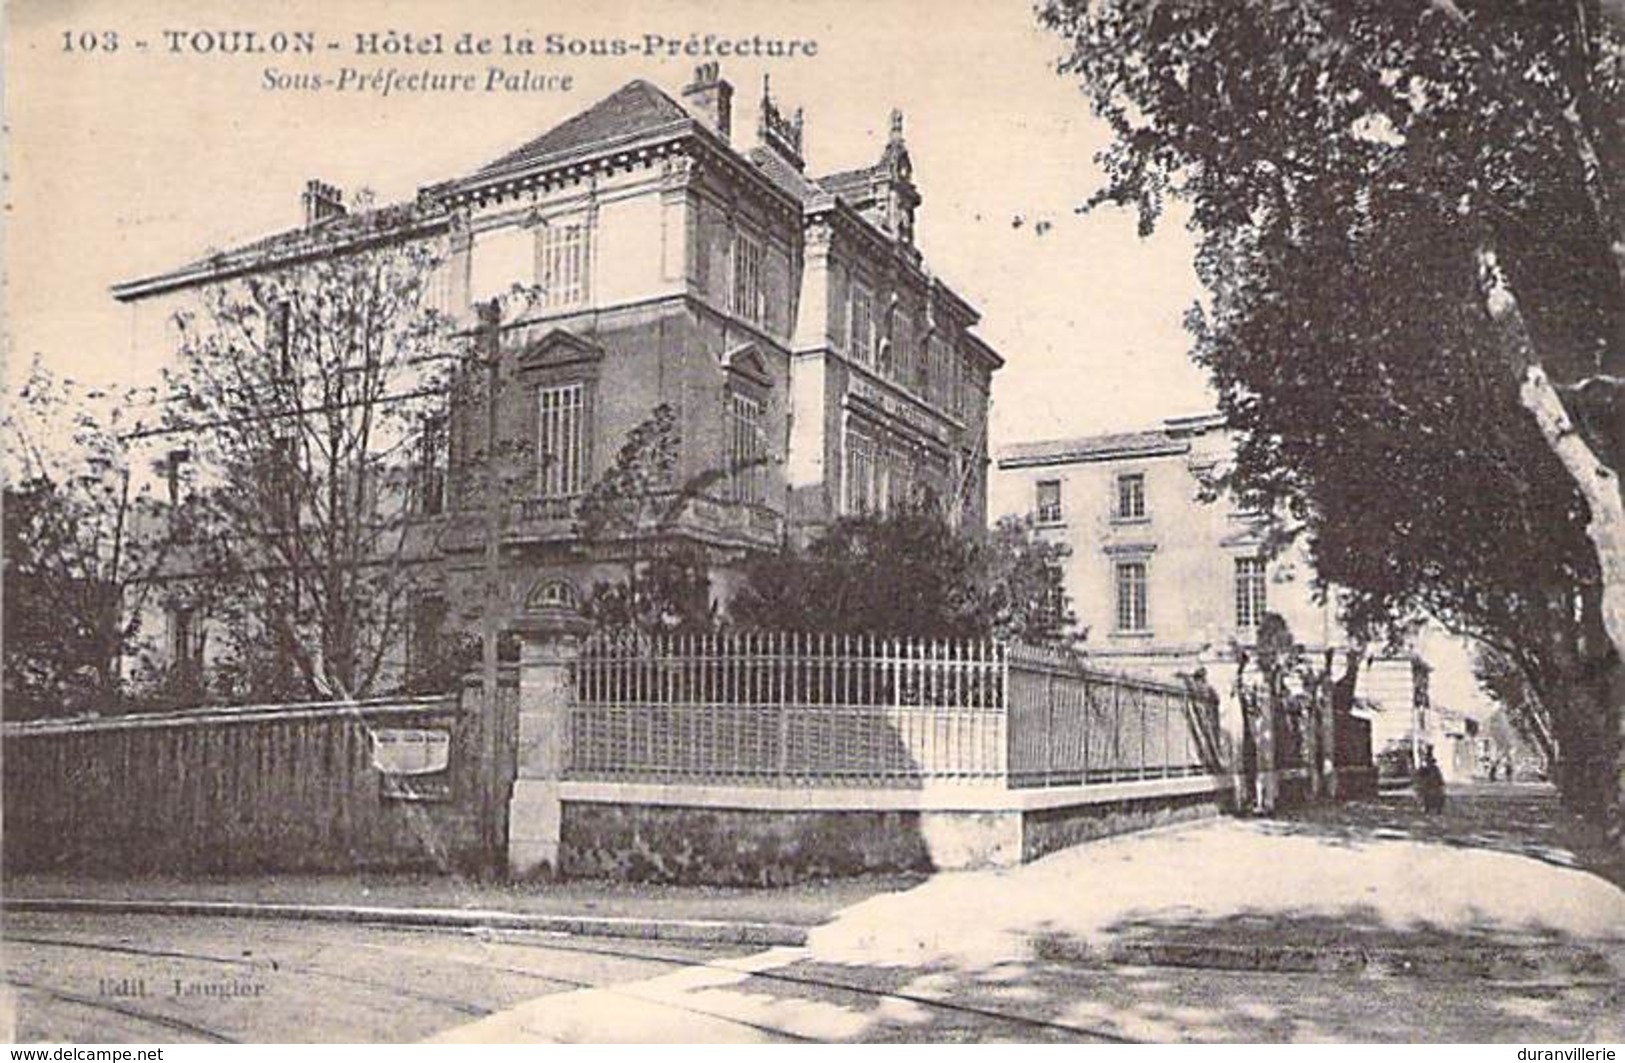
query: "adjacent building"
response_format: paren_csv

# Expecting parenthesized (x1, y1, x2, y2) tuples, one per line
(992, 413, 1423, 735)
(113, 66, 1002, 681)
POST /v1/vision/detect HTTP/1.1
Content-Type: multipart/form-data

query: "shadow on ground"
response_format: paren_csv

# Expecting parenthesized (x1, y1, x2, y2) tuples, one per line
(720, 946, 1620, 1042)
(1261, 782, 1625, 889)
(707, 783, 1625, 1042)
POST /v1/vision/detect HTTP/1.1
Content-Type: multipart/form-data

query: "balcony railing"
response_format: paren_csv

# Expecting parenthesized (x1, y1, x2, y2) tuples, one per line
(515, 495, 581, 523)
(485, 492, 783, 548)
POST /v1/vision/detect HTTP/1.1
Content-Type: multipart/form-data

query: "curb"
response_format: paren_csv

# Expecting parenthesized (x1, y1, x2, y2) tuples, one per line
(1033, 934, 1617, 982)
(0, 897, 810, 948)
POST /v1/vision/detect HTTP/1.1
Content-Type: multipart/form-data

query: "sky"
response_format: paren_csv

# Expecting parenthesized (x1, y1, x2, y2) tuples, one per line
(3, 0, 1215, 452)
(2, 0, 1499, 717)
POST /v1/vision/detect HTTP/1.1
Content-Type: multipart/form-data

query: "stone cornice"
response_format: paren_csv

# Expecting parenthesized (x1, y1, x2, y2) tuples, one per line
(998, 440, 1191, 470)
(426, 127, 692, 211)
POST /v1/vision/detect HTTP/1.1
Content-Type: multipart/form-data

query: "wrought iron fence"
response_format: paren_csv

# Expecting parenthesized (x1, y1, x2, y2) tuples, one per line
(1004, 642, 1218, 788)
(570, 632, 1008, 785)
(568, 633, 1220, 789)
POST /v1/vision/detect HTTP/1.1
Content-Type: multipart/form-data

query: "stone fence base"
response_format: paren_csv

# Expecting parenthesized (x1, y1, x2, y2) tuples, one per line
(539, 776, 1229, 886)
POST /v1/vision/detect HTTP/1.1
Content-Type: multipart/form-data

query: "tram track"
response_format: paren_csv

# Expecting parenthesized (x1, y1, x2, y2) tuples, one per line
(5, 917, 1139, 1042)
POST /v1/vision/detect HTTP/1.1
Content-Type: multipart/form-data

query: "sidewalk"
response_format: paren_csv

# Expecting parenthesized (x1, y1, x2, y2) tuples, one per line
(1, 869, 924, 946)
(444, 783, 1625, 1042)
(8, 784, 1621, 1041)
(1274, 780, 1625, 889)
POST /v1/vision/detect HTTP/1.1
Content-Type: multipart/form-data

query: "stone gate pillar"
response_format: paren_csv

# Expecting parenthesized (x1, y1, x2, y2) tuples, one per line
(1197, 646, 1248, 812)
(506, 604, 591, 879)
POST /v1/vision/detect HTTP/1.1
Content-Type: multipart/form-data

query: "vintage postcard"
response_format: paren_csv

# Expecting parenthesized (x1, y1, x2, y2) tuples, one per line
(4, 0, 1622, 1048)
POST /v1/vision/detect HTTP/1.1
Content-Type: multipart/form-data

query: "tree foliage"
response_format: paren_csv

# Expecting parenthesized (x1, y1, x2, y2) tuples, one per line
(1041, 0, 1625, 817)
(576, 402, 756, 637)
(731, 504, 1073, 643)
(165, 218, 458, 701)
(2, 363, 171, 717)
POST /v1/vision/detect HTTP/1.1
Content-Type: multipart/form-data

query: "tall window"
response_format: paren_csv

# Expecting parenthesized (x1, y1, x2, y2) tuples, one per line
(1235, 557, 1267, 630)
(537, 221, 588, 309)
(850, 284, 875, 367)
(168, 606, 202, 673)
(1036, 480, 1063, 525)
(162, 447, 191, 506)
(726, 391, 766, 504)
(406, 592, 447, 679)
(731, 231, 765, 325)
(1042, 564, 1067, 623)
(927, 336, 948, 408)
(1115, 560, 1148, 633)
(953, 352, 974, 419)
(538, 383, 586, 498)
(845, 428, 879, 514)
(414, 414, 446, 516)
(1116, 472, 1147, 521)
(887, 447, 913, 511)
(897, 315, 927, 393)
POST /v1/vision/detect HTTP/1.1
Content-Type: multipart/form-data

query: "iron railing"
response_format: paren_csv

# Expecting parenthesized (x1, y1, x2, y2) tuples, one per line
(568, 633, 1220, 789)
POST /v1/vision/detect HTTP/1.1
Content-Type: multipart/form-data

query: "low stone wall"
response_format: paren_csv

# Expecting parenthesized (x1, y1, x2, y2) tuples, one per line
(559, 803, 934, 886)
(1020, 791, 1222, 863)
(551, 778, 1228, 885)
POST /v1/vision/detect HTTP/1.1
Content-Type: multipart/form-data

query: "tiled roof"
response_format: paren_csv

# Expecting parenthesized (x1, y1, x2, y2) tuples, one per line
(746, 146, 828, 205)
(113, 81, 694, 300)
(112, 199, 443, 301)
(997, 429, 1189, 467)
(114, 74, 988, 330)
(999, 413, 1227, 467)
(469, 80, 692, 179)
(817, 165, 883, 198)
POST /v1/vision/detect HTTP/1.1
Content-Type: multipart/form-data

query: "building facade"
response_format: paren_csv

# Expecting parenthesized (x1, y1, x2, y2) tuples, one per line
(113, 66, 1002, 680)
(992, 413, 1421, 726)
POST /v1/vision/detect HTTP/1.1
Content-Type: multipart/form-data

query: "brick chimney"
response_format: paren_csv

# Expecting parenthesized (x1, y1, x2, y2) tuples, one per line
(682, 63, 733, 142)
(302, 179, 346, 228)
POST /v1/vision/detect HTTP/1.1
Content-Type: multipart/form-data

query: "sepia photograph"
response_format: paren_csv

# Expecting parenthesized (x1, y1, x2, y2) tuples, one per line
(2, 0, 1623, 1047)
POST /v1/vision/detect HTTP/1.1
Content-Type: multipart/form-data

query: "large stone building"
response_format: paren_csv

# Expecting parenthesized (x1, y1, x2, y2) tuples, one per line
(114, 66, 1002, 679)
(992, 413, 1425, 743)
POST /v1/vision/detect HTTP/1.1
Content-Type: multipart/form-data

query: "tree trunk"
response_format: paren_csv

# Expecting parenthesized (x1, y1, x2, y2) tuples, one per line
(1520, 366, 1625, 835)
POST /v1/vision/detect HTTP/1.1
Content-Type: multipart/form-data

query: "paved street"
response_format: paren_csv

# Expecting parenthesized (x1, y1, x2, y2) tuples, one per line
(6, 784, 1622, 1043)
(2, 912, 759, 1043)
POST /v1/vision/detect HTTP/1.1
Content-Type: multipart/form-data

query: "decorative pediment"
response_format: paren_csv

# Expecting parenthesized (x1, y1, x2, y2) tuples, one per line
(515, 328, 604, 373)
(524, 577, 580, 612)
(1219, 527, 1268, 550)
(1219, 514, 1269, 549)
(721, 343, 773, 389)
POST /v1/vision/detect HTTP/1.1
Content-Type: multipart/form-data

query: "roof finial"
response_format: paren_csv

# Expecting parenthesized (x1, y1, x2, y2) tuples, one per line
(890, 108, 905, 141)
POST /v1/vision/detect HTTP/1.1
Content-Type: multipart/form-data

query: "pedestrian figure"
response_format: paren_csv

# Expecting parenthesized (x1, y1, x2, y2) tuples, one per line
(1488, 759, 1499, 782)
(1416, 750, 1446, 814)
(1504, 759, 1514, 784)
